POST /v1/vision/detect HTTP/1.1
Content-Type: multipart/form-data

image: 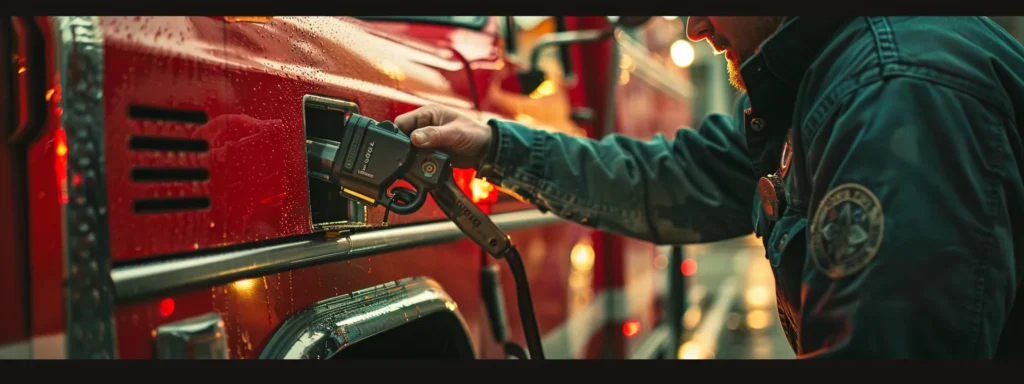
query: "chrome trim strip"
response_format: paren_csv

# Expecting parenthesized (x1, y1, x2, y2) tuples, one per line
(258, 276, 473, 359)
(112, 209, 563, 302)
(54, 16, 117, 359)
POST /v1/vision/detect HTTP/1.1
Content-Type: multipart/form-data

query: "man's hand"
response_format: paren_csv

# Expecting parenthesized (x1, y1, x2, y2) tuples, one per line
(394, 104, 493, 169)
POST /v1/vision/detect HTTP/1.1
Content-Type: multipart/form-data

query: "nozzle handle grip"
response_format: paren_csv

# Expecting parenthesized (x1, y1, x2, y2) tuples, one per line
(432, 178, 512, 258)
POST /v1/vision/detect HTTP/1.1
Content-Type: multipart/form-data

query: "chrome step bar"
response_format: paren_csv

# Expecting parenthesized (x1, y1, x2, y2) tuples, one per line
(112, 210, 563, 302)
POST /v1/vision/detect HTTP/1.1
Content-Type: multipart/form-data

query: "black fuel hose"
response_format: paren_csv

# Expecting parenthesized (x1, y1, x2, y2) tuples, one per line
(502, 246, 545, 360)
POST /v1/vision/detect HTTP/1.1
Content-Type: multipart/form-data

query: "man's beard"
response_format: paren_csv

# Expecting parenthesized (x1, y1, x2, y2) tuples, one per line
(727, 56, 745, 91)
(723, 16, 787, 92)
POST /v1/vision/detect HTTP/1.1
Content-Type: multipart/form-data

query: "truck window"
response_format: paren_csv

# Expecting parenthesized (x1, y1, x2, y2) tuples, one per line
(498, 16, 574, 80)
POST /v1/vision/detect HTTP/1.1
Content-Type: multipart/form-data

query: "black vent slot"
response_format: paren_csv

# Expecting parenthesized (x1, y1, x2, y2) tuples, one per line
(131, 168, 209, 182)
(128, 105, 208, 124)
(134, 197, 210, 214)
(129, 136, 209, 153)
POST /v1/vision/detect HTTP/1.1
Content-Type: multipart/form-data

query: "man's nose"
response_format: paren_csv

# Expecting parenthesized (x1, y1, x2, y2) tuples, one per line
(686, 17, 712, 41)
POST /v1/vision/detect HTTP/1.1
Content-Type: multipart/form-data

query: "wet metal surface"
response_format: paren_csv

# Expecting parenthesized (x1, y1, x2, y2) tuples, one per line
(259, 276, 470, 359)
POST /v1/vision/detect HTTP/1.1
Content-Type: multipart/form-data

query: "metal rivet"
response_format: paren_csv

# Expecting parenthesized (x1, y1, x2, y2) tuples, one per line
(751, 118, 765, 132)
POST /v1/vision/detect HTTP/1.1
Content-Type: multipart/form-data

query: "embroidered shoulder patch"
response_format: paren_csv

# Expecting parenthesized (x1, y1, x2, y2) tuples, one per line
(809, 183, 885, 279)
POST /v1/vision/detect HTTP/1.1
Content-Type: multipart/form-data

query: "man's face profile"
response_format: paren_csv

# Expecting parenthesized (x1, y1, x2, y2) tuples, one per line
(685, 16, 786, 91)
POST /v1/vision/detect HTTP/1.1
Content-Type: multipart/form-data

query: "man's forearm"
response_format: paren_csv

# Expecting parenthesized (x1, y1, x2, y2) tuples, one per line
(476, 116, 757, 245)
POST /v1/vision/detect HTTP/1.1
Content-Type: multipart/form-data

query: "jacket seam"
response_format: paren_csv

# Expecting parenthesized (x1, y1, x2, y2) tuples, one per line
(866, 16, 899, 66)
(967, 114, 1014, 357)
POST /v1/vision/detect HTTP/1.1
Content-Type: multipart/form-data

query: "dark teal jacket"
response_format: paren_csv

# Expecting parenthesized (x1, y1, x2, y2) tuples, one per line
(477, 16, 1024, 358)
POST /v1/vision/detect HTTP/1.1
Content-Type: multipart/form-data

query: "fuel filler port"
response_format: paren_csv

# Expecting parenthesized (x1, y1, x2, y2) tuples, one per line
(302, 94, 367, 232)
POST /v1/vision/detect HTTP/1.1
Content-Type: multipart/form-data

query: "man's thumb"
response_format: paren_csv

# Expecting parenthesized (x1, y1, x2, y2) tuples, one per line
(411, 130, 431, 146)
(411, 125, 463, 149)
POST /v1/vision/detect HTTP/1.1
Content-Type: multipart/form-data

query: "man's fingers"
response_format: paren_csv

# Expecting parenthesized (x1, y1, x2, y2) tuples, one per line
(395, 104, 442, 134)
(394, 110, 425, 134)
(409, 125, 463, 150)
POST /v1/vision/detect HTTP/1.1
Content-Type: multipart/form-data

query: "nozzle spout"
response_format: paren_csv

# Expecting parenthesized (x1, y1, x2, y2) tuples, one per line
(306, 138, 340, 183)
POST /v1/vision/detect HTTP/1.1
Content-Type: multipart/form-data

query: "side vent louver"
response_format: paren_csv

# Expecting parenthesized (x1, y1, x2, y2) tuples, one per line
(128, 105, 209, 124)
(133, 197, 211, 214)
(131, 168, 209, 182)
(129, 136, 209, 152)
(128, 105, 211, 214)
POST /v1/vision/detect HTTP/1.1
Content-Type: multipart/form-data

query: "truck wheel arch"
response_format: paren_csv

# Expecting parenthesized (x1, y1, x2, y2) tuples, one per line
(259, 276, 475, 359)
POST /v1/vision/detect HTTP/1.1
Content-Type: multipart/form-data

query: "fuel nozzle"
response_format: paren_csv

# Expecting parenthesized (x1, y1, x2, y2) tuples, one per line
(306, 137, 340, 183)
(304, 113, 451, 215)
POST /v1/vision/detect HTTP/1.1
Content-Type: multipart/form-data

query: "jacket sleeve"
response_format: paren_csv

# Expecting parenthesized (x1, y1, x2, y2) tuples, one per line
(475, 101, 757, 245)
(797, 76, 1020, 358)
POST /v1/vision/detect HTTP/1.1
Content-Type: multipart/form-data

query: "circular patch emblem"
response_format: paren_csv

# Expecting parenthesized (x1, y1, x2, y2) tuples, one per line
(809, 183, 885, 279)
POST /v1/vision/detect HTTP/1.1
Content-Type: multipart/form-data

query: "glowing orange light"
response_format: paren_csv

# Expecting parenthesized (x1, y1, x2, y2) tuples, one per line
(158, 298, 175, 317)
(223, 16, 274, 23)
(681, 259, 698, 276)
(54, 129, 69, 204)
(622, 320, 641, 338)
(470, 178, 495, 202)
(45, 89, 55, 101)
(453, 168, 497, 204)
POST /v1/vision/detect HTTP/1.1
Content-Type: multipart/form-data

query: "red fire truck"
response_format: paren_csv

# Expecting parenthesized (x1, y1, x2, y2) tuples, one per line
(1, 15, 702, 359)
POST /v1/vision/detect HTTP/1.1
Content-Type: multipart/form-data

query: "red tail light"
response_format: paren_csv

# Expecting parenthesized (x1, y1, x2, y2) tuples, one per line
(681, 259, 698, 276)
(622, 320, 641, 338)
(159, 298, 175, 317)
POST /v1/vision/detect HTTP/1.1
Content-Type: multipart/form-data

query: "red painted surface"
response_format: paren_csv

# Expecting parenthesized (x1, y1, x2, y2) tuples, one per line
(100, 16, 588, 359)
(99, 16, 482, 261)
(0, 17, 29, 345)
(27, 16, 67, 340)
(14, 16, 687, 359)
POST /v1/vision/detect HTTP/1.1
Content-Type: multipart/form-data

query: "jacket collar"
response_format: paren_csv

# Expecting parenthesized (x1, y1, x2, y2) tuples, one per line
(735, 17, 855, 179)
(739, 17, 855, 118)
